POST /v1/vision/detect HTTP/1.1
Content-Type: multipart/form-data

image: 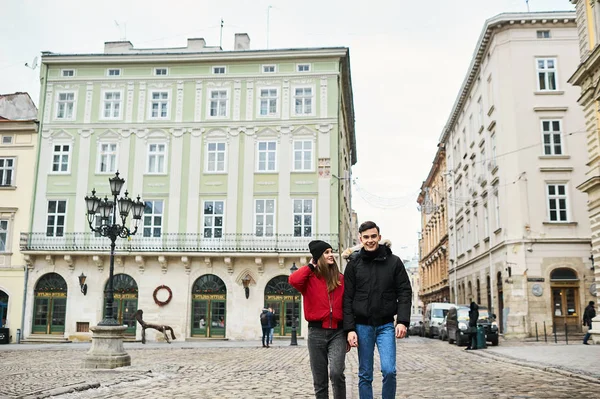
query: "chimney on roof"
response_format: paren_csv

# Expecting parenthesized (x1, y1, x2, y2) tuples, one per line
(234, 33, 251, 50)
(104, 41, 134, 54)
(187, 38, 206, 51)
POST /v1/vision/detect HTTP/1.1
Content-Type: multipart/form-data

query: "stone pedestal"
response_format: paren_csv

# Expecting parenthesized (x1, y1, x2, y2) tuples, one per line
(84, 325, 131, 369)
(588, 315, 600, 344)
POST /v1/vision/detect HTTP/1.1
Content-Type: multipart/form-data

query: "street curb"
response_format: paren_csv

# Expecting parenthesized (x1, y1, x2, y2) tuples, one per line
(469, 349, 600, 385)
(19, 382, 101, 399)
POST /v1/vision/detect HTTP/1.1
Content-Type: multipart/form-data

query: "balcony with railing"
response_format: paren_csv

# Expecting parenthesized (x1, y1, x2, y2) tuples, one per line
(20, 232, 340, 254)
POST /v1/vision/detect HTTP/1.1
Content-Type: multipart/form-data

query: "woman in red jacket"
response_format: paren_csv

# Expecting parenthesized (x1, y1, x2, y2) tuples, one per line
(289, 240, 346, 399)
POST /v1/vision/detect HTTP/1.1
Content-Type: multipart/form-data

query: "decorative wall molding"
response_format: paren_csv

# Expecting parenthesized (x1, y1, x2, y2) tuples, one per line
(320, 77, 328, 117)
(182, 256, 190, 274)
(246, 80, 254, 120)
(176, 81, 184, 123)
(194, 80, 203, 122)
(255, 257, 264, 275)
(158, 255, 168, 274)
(204, 257, 212, 269)
(233, 80, 242, 121)
(225, 257, 234, 274)
(92, 255, 103, 272)
(45, 255, 54, 266)
(126, 81, 135, 123)
(64, 255, 74, 271)
(84, 82, 94, 123)
(135, 255, 145, 273)
(137, 82, 146, 123)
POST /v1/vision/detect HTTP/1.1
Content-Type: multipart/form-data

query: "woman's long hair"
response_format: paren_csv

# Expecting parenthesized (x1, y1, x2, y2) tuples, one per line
(315, 255, 342, 293)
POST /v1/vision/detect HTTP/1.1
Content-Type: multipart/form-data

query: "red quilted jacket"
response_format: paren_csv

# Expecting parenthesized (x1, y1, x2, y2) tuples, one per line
(289, 264, 344, 329)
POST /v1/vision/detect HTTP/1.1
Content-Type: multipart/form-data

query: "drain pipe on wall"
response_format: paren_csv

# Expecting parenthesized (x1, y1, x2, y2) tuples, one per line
(19, 265, 28, 344)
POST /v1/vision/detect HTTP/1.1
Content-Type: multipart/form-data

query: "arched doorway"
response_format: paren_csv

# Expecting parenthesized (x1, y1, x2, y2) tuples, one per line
(191, 274, 226, 338)
(103, 274, 137, 336)
(0, 290, 7, 327)
(550, 268, 580, 333)
(32, 273, 67, 334)
(497, 272, 504, 333)
(264, 276, 301, 337)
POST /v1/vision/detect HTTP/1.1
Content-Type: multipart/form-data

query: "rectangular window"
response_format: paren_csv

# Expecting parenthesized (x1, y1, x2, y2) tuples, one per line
(262, 65, 276, 73)
(257, 141, 277, 172)
(542, 120, 563, 155)
(493, 190, 500, 230)
(297, 64, 311, 72)
(143, 200, 163, 237)
(150, 91, 169, 119)
(155, 68, 168, 76)
(203, 200, 224, 238)
(469, 114, 474, 143)
(294, 87, 313, 115)
(293, 140, 313, 171)
(0, 158, 14, 186)
(0, 220, 8, 251)
(255, 199, 275, 237)
(537, 30, 551, 39)
(212, 66, 226, 74)
(46, 200, 66, 237)
(147, 143, 167, 174)
(537, 58, 558, 91)
(102, 91, 122, 119)
(483, 203, 489, 237)
(466, 219, 471, 249)
(52, 144, 71, 173)
(107, 68, 121, 76)
(293, 199, 314, 237)
(259, 88, 278, 116)
(547, 184, 568, 222)
(209, 90, 228, 117)
(61, 69, 74, 77)
(206, 142, 226, 172)
(487, 75, 494, 109)
(477, 97, 484, 129)
(97, 143, 118, 173)
(56, 92, 75, 119)
(473, 213, 479, 244)
(2, 136, 13, 145)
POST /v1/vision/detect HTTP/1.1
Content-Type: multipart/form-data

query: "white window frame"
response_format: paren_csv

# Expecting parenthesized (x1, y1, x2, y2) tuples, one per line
(0, 219, 8, 252)
(148, 90, 170, 120)
(293, 199, 315, 237)
(96, 142, 119, 174)
(1, 135, 13, 145)
(297, 63, 311, 72)
(256, 140, 277, 172)
(55, 91, 77, 120)
(100, 89, 123, 120)
(146, 142, 168, 175)
(537, 30, 551, 39)
(541, 119, 564, 156)
(292, 86, 315, 116)
(202, 200, 225, 238)
(262, 64, 276, 73)
(107, 68, 121, 77)
(292, 139, 314, 172)
(0, 157, 15, 186)
(257, 87, 279, 117)
(207, 89, 230, 119)
(254, 199, 276, 237)
(51, 143, 72, 174)
(61, 69, 75, 77)
(536, 58, 558, 91)
(154, 67, 168, 76)
(212, 66, 226, 74)
(143, 200, 164, 238)
(546, 183, 569, 222)
(205, 141, 227, 173)
(46, 200, 67, 237)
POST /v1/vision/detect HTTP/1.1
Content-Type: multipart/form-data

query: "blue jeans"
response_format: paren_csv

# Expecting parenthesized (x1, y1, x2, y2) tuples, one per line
(269, 327, 274, 344)
(584, 321, 593, 344)
(355, 322, 396, 399)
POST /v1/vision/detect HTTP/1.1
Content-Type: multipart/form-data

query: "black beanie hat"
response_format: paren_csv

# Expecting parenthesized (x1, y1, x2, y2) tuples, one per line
(309, 240, 332, 261)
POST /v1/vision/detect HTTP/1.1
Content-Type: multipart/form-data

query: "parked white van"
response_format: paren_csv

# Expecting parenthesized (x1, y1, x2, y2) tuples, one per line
(423, 302, 455, 338)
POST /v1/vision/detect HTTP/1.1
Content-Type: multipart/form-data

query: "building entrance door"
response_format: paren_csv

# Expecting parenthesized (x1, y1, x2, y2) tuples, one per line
(191, 274, 227, 338)
(32, 273, 67, 334)
(550, 268, 581, 334)
(265, 276, 301, 337)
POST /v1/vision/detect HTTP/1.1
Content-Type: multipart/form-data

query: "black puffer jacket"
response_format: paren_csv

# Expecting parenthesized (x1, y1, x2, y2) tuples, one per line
(343, 245, 412, 332)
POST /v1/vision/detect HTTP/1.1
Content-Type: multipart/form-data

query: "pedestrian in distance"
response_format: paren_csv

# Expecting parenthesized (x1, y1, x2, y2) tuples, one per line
(260, 307, 271, 348)
(583, 300, 596, 345)
(465, 302, 479, 350)
(268, 307, 277, 345)
(344, 221, 412, 399)
(289, 240, 346, 399)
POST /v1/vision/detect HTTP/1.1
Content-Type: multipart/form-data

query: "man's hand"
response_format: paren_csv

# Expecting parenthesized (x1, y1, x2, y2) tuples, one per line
(395, 324, 407, 339)
(347, 331, 358, 347)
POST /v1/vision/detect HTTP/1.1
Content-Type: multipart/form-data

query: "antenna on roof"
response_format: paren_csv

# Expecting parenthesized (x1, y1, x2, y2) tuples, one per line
(267, 5, 273, 49)
(114, 20, 127, 41)
(25, 56, 38, 70)
(525, 0, 530, 12)
(219, 18, 224, 49)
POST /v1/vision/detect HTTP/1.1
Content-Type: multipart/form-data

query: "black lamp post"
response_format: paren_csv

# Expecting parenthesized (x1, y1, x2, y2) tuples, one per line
(85, 171, 145, 326)
(289, 262, 298, 346)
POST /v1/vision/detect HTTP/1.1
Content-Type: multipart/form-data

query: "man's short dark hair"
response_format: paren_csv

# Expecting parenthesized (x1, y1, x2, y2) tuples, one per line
(359, 221, 380, 234)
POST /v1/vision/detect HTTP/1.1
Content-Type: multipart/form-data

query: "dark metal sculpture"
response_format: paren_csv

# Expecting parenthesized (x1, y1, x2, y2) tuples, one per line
(134, 309, 176, 344)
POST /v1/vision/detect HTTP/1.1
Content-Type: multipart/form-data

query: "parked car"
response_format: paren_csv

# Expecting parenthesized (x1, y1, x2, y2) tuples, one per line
(438, 316, 448, 341)
(423, 302, 454, 338)
(446, 305, 499, 346)
(408, 320, 423, 337)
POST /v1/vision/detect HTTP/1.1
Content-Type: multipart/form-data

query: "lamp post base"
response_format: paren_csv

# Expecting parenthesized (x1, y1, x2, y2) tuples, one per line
(84, 325, 131, 369)
(290, 327, 298, 346)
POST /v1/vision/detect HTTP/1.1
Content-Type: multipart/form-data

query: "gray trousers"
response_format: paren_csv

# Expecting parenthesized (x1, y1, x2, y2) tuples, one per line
(307, 327, 346, 399)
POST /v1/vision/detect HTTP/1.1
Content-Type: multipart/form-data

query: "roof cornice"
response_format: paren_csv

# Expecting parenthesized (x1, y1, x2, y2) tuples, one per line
(438, 11, 576, 144)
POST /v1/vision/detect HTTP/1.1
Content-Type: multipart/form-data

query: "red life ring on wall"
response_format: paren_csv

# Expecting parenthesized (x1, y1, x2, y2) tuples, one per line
(153, 285, 173, 306)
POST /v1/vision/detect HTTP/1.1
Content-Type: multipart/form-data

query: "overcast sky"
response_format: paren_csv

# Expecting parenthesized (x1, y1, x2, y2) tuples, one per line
(1, 0, 574, 259)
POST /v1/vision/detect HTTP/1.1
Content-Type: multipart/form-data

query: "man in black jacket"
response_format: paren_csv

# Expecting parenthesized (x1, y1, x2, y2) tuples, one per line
(344, 221, 412, 399)
(583, 301, 596, 345)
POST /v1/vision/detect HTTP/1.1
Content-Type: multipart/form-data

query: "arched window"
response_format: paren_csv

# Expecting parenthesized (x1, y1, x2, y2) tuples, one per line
(35, 272, 67, 293)
(550, 268, 578, 281)
(192, 274, 227, 294)
(265, 276, 296, 295)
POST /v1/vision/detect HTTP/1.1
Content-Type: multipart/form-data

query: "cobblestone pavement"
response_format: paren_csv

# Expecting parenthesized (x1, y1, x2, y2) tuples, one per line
(0, 337, 599, 399)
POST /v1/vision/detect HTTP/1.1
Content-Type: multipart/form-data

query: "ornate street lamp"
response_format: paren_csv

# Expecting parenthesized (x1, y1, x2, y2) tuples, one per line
(289, 262, 298, 346)
(85, 171, 145, 326)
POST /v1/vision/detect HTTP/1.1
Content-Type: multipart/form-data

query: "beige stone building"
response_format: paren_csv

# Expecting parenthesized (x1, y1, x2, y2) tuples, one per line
(439, 11, 592, 338)
(0, 93, 38, 342)
(418, 145, 449, 311)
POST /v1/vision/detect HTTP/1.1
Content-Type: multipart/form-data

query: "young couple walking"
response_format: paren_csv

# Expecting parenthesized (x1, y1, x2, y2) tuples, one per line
(289, 221, 413, 399)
